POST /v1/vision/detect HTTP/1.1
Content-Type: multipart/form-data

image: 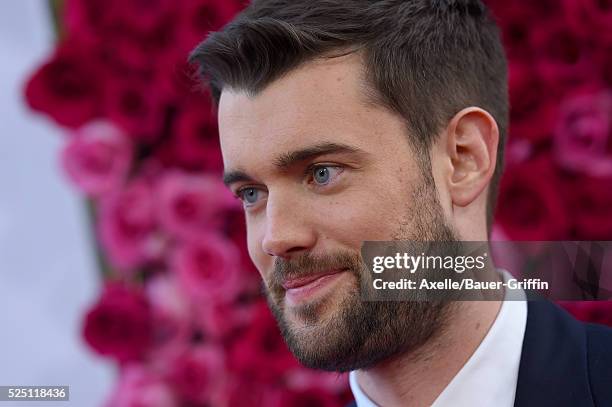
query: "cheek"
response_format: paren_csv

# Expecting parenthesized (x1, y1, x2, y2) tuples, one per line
(245, 220, 269, 277)
(321, 188, 409, 244)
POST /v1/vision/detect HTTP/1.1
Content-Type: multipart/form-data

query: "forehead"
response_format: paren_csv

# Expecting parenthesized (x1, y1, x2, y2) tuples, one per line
(217, 53, 405, 171)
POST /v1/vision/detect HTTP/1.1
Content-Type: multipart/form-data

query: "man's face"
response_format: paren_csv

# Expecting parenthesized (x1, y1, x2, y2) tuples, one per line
(218, 53, 457, 371)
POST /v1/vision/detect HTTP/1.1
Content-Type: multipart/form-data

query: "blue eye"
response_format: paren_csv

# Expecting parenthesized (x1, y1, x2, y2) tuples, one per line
(313, 167, 331, 184)
(238, 187, 260, 205)
(310, 165, 342, 186)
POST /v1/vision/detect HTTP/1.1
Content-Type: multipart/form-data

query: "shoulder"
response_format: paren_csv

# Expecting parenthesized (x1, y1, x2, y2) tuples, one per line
(516, 300, 612, 406)
(584, 322, 612, 405)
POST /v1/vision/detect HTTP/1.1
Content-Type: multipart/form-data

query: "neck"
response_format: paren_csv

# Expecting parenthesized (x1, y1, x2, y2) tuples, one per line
(355, 299, 502, 407)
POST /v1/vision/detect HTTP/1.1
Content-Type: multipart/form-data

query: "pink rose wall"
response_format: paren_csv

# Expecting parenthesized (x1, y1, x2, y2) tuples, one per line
(22, 0, 612, 405)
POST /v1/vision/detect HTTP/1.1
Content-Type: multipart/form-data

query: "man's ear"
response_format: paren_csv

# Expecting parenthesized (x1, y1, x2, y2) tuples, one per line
(444, 107, 499, 207)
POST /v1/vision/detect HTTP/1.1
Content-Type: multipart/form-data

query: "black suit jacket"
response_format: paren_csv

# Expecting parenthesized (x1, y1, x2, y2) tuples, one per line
(345, 300, 612, 407)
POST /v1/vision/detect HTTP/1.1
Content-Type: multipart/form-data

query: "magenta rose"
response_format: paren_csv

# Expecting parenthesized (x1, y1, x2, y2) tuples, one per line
(162, 344, 225, 405)
(103, 76, 168, 143)
(170, 234, 242, 303)
(495, 157, 570, 240)
(64, 0, 110, 42)
(263, 387, 342, 407)
(156, 170, 237, 242)
(177, 0, 242, 50)
(560, 301, 612, 327)
(83, 282, 153, 363)
(106, 0, 176, 34)
(98, 179, 165, 270)
(529, 19, 594, 89)
(103, 364, 177, 407)
(24, 40, 102, 128)
(508, 62, 558, 143)
(563, 175, 612, 240)
(563, 0, 612, 44)
(103, 15, 179, 74)
(489, 0, 561, 60)
(554, 89, 612, 177)
(228, 301, 300, 382)
(157, 96, 224, 172)
(61, 121, 132, 197)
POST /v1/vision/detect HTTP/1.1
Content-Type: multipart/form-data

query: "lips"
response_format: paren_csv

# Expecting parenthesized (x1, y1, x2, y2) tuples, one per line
(281, 270, 345, 290)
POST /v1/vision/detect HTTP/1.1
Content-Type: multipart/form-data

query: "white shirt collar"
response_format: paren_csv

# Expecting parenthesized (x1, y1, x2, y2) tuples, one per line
(349, 269, 527, 407)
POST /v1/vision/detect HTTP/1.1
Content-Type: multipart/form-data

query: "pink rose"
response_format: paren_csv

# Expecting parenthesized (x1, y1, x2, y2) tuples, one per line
(223, 207, 261, 277)
(170, 234, 242, 303)
(554, 89, 612, 177)
(61, 121, 132, 196)
(83, 282, 153, 363)
(104, 364, 177, 407)
(286, 369, 349, 393)
(563, 175, 612, 240)
(145, 273, 193, 360)
(495, 157, 570, 240)
(156, 170, 237, 242)
(162, 344, 225, 405)
(98, 179, 165, 270)
(24, 40, 102, 128)
(228, 301, 300, 382)
(195, 296, 258, 342)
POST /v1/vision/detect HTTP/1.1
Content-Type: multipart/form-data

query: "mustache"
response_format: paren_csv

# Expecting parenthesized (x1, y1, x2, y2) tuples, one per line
(266, 250, 366, 291)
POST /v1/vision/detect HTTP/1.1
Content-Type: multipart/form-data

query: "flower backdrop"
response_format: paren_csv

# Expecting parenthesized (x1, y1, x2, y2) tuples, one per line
(23, 0, 612, 405)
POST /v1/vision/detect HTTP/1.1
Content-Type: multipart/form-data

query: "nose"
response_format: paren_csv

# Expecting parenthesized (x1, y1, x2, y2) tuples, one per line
(261, 193, 316, 258)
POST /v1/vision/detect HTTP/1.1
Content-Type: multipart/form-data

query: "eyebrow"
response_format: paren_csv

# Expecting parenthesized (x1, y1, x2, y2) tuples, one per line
(222, 142, 366, 187)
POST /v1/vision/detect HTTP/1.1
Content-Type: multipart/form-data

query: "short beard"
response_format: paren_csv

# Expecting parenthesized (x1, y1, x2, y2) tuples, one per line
(262, 178, 460, 372)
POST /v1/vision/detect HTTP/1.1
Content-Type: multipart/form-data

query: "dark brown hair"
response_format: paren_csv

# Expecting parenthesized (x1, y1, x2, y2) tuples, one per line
(189, 0, 508, 233)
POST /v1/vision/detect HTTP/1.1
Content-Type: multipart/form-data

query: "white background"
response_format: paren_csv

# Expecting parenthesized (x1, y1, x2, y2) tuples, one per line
(0, 1, 113, 406)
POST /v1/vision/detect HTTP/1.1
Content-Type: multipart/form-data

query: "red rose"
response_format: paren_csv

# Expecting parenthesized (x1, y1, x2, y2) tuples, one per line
(24, 40, 102, 128)
(495, 157, 570, 240)
(563, 175, 612, 240)
(83, 282, 153, 363)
